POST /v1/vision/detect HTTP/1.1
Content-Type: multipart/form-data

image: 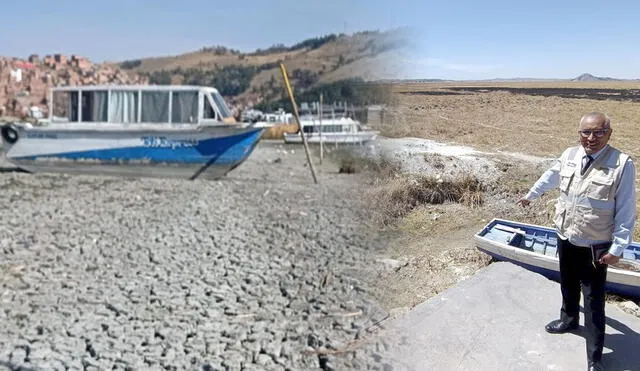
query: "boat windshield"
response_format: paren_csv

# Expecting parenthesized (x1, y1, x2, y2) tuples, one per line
(210, 91, 232, 118)
(50, 88, 202, 124)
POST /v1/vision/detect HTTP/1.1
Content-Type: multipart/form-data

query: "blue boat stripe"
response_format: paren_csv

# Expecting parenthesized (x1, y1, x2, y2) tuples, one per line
(14, 128, 263, 165)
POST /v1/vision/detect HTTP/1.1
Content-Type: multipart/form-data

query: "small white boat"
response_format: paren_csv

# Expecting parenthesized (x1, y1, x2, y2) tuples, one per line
(283, 117, 378, 144)
(0, 84, 264, 180)
(474, 218, 640, 298)
(251, 109, 295, 128)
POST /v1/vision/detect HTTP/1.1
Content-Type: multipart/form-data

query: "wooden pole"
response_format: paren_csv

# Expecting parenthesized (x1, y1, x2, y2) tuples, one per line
(332, 107, 337, 149)
(279, 63, 318, 184)
(319, 93, 323, 164)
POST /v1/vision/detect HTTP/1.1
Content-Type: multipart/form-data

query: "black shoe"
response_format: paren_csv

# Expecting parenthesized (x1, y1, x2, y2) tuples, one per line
(545, 319, 578, 334)
(588, 360, 604, 371)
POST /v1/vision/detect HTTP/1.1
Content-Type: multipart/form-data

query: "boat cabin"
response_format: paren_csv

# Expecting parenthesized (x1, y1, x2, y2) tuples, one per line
(300, 119, 363, 134)
(47, 85, 235, 125)
(263, 110, 295, 124)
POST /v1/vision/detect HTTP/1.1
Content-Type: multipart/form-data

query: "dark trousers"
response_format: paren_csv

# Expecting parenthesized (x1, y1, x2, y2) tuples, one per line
(557, 236, 609, 362)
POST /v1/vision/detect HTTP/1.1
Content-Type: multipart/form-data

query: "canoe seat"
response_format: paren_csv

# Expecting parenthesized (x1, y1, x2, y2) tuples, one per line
(524, 234, 559, 257)
(488, 224, 559, 257)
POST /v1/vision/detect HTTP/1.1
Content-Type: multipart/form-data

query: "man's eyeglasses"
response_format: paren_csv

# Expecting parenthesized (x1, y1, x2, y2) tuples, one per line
(579, 129, 609, 138)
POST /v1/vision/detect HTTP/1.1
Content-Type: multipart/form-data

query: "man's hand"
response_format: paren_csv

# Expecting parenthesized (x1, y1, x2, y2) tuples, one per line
(516, 198, 531, 207)
(599, 253, 621, 265)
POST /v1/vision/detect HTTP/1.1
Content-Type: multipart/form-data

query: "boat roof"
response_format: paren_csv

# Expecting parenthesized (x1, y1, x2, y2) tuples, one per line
(52, 84, 221, 94)
(300, 118, 360, 125)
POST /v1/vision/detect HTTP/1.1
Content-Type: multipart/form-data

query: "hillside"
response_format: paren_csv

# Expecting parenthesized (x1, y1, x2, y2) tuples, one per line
(113, 29, 407, 108)
(0, 29, 404, 120)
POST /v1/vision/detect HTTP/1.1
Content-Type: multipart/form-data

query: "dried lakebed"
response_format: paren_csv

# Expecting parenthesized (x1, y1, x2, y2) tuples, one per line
(0, 142, 394, 371)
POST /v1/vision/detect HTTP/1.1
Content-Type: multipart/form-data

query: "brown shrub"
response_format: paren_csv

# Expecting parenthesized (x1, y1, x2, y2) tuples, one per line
(261, 123, 299, 140)
(366, 173, 484, 226)
(339, 158, 357, 173)
(328, 148, 401, 177)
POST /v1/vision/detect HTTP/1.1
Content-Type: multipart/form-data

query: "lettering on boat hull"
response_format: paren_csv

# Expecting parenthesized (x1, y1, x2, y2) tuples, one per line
(141, 136, 199, 149)
(25, 133, 59, 139)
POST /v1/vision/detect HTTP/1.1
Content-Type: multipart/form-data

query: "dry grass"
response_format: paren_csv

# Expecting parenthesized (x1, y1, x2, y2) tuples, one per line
(116, 31, 404, 103)
(260, 123, 299, 140)
(376, 244, 493, 310)
(370, 202, 495, 310)
(326, 147, 401, 177)
(380, 81, 640, 158)
(365, 173, 484, 226)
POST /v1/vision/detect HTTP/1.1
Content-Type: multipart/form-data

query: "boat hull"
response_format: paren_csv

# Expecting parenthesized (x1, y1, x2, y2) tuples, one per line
(1, 124, 264, 180)
(283, 131, 378, 144)
(474, 218, 640, 298)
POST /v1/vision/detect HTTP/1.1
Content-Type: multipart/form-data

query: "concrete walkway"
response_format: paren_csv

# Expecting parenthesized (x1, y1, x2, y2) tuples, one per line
(368, 262, 640, 371)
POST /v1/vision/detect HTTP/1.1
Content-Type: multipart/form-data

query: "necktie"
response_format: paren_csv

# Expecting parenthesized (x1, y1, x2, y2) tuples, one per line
(581, 155, 594, 175)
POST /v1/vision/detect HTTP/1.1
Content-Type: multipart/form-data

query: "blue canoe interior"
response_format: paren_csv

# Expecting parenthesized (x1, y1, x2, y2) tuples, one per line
(475, 218, 640, 298)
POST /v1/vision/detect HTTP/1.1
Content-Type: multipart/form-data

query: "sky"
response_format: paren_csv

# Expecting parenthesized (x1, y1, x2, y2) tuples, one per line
(398, 0, 640, 80)
(2, 0, 640, 80)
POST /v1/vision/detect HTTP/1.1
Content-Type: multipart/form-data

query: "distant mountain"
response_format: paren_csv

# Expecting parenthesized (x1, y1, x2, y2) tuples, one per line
(480, 77, 566, 82)
(571, 73, 621, 82)
(395, 73, 640, 83)
(375, 78, 452, 83)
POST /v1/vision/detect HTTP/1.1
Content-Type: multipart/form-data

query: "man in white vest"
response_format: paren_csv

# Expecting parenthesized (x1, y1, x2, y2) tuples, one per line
(517, 111, 636, 371)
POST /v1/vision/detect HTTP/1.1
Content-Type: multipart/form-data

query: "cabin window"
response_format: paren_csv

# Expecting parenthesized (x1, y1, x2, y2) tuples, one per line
(210, 91, 232, 118)
(80, 91, 108, 122)
(109, 91, 138, 123)
(302, 124, 342, 133)
(171, 91, 198, 123)
(141, 91, 169, 123)
(51, 91, 76, 122)
(203, 94, 216, 119)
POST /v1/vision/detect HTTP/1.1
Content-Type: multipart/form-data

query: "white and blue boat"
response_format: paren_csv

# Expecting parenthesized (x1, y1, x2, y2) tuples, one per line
(474, 218, 640, 298)
(0, 85, 264, 180)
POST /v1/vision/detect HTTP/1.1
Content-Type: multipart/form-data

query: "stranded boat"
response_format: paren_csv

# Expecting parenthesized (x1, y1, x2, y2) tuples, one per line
(0, 85, 264, 180)
(474, 218, 640, 298)
(283, 116, 378, 144)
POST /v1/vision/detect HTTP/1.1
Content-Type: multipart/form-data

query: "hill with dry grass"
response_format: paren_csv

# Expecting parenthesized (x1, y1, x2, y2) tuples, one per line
(112, 29, 407, 108)
(0, 30, 404, 119)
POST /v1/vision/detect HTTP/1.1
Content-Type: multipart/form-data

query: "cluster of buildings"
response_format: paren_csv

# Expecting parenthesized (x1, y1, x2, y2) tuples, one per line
(0, 53, 148, 119)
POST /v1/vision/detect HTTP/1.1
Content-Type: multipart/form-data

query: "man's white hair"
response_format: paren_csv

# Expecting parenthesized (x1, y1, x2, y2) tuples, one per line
(580, 112, 611, 129)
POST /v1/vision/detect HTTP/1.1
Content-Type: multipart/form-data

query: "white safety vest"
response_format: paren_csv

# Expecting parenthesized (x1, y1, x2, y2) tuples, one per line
(553, 145, 628, 242)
